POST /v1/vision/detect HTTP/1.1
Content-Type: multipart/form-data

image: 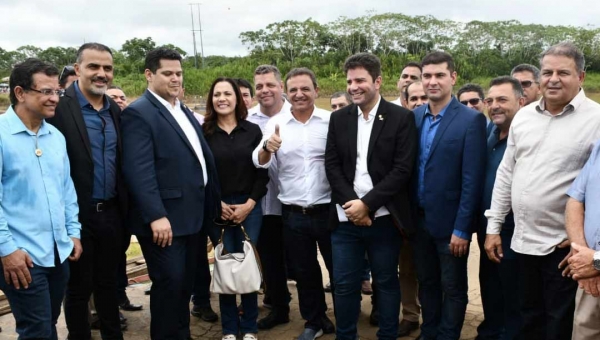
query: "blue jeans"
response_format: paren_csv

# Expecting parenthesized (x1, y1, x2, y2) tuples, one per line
(413, 219, 468, 340)
(332, 216, 401, 340)
(0, 256, 69, 340)
(217, 195, 263, 335)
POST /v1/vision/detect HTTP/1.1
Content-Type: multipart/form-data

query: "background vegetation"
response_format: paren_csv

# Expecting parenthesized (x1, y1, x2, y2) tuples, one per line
(2, 12, 600, 99)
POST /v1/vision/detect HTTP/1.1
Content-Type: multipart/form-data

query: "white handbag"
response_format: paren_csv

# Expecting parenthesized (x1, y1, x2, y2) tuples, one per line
(210, 225, 263, 295)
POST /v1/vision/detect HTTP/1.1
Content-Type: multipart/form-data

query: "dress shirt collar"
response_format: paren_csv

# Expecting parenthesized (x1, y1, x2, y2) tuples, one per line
(249, 99, 292, 118)
(536, 88, 586, 116)
(284, 105, 328, 124)
(148, 88, 181, 111)
(6, 105, 51, 136)
(424, 98, 451, 118)
(357, 95, 382, 119)
(73, 81, 110, 111)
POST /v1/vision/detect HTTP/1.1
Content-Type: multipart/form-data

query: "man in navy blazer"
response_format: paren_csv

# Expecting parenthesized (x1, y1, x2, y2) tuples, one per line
(121, 48, 220, 340)
(412, 52, 486, 340)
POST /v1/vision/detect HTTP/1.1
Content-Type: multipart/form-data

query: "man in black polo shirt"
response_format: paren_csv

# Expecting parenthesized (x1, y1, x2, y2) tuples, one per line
(480, 76, 525, 340)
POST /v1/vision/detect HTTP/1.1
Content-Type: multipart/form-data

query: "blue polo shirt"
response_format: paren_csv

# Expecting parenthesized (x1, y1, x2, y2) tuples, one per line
(567, 140, 600, 251)
(481, 127, 516, 258)
(74, 82, 117, 200)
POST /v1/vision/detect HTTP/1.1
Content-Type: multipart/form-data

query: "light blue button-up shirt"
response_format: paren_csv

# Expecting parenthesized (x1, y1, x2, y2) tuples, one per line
(0, 106, 81, 267)
(567, 140, 600, 251)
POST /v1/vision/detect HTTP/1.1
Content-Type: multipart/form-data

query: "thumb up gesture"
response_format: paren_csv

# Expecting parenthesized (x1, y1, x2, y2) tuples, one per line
(265, 124, 282, 153)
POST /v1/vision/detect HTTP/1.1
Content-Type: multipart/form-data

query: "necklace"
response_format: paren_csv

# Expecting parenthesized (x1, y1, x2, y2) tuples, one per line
(33, 134, 42, 157)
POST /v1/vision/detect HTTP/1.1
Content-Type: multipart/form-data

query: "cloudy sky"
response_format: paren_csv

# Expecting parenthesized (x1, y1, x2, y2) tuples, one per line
(0, 0, 598, 57)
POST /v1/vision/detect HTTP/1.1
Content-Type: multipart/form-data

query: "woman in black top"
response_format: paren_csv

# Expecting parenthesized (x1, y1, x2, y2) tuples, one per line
(202, 77, 268, 340)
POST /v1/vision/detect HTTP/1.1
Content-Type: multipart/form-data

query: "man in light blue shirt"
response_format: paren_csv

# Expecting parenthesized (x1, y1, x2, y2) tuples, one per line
(0, 58, 81, 340)
(565, 140, 600, 339)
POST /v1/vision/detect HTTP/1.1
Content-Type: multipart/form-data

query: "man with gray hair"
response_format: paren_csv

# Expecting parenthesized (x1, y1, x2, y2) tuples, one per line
(511, 64, 542, 106)
(485, 42, 600, 340)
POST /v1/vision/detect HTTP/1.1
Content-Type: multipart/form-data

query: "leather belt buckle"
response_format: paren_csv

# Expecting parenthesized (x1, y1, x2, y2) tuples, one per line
(96, 202, 104, 213)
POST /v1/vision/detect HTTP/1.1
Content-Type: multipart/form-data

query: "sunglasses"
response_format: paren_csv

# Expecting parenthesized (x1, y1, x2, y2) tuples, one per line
(460, 98, 482, 106)
(520, 80, 537, 89)
(59, 65, 75, 81)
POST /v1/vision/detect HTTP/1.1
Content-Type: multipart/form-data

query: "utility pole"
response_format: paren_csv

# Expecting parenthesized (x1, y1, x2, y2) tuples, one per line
(189, 4, 199, 68)
(195, 3, 206, 69)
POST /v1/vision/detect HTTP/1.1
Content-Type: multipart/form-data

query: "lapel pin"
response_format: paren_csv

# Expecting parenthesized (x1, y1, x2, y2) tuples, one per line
(378, 115, 384, 121)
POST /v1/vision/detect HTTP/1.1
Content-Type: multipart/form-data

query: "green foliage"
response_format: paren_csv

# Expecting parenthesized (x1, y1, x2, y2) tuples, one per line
(3, 13, 600, 98)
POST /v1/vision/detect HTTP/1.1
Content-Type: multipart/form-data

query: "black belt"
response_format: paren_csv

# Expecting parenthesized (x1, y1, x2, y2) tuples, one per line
(282, 204, 329, 215)
(90, 198, 118, 213)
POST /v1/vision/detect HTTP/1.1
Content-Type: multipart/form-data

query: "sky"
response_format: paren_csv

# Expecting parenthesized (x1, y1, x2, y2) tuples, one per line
(0, 0, 598, 57)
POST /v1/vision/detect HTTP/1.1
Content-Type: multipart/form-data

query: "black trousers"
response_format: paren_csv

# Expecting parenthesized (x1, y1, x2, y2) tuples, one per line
(191, 230, 216, 307)
(116, 227, 132, 302)
(64, 203, 123, 340)
(517, 247, 577, 340)
(282, 209, 333, 330)
(257, 215, 291, 313)
(139, 234, 198, 340)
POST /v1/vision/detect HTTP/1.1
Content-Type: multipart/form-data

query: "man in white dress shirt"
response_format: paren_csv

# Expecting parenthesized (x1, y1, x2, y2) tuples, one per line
(254, 67, 334, 340)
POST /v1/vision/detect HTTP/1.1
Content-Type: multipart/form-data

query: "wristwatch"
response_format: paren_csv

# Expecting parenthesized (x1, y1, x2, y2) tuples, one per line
(594, 251, 600, 271)
(262, 139, 270, 152)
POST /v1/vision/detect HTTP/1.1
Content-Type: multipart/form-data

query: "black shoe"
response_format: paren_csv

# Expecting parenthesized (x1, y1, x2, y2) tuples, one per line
(120, 312, 127, 324)
(262, 295, 272, 309)
(397, 320, 419, 337)
(324, 282, 332, 293)
(321, 315, 335, 334)
(145, 286, 151, 295)
(258, 310, 290, 330)
(119, 297, 143, 311)
(191, 305, 219, 322)
(369, 308, 379, 326)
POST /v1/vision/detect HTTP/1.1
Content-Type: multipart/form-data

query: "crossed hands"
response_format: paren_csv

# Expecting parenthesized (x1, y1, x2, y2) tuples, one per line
(221, 200, 256, 225)
(343, 199, 372, 226)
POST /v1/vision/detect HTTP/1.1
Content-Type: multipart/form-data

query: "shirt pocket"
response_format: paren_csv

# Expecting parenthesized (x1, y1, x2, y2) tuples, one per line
(548, 141, 584, 172)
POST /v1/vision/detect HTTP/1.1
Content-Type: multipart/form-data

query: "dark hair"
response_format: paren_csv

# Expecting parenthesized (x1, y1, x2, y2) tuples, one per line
(331, 91, 352, 103)
(489, 76, 524, 98)
(254, 65, 282, 82)
(457, 83, 485, 101)
(76, 43, 112, 64)
(539, 42, 585, 73)
(343, 53, 382, 82)
(284, 67, 318, 91)
(511, 64, 540, 82)
(59, 65, 77, 88)
(404, 81, 423, 100)
(9, 58, 59, 105)
(203, 77, 247, 136)
(421, 51, 455, 74)
(403, 62, 422, 73)
(234, 78, 254, 97)
(144, 48, 182, 74)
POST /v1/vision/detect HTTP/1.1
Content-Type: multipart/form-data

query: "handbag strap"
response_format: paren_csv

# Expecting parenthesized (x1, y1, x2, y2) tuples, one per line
(217, 224, 253, 254)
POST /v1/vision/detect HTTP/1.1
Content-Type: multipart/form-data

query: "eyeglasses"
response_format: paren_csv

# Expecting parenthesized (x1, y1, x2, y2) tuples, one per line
(59, 65, 75, 81)
(27, 88, 61, 96)
(460, 98, 482, 106)
(520, 80, 537, 89)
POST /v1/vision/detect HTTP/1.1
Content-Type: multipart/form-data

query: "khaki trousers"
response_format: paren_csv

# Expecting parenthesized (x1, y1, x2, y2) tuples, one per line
(399, 238, 421, 322)
(572, 287, 600, 340)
